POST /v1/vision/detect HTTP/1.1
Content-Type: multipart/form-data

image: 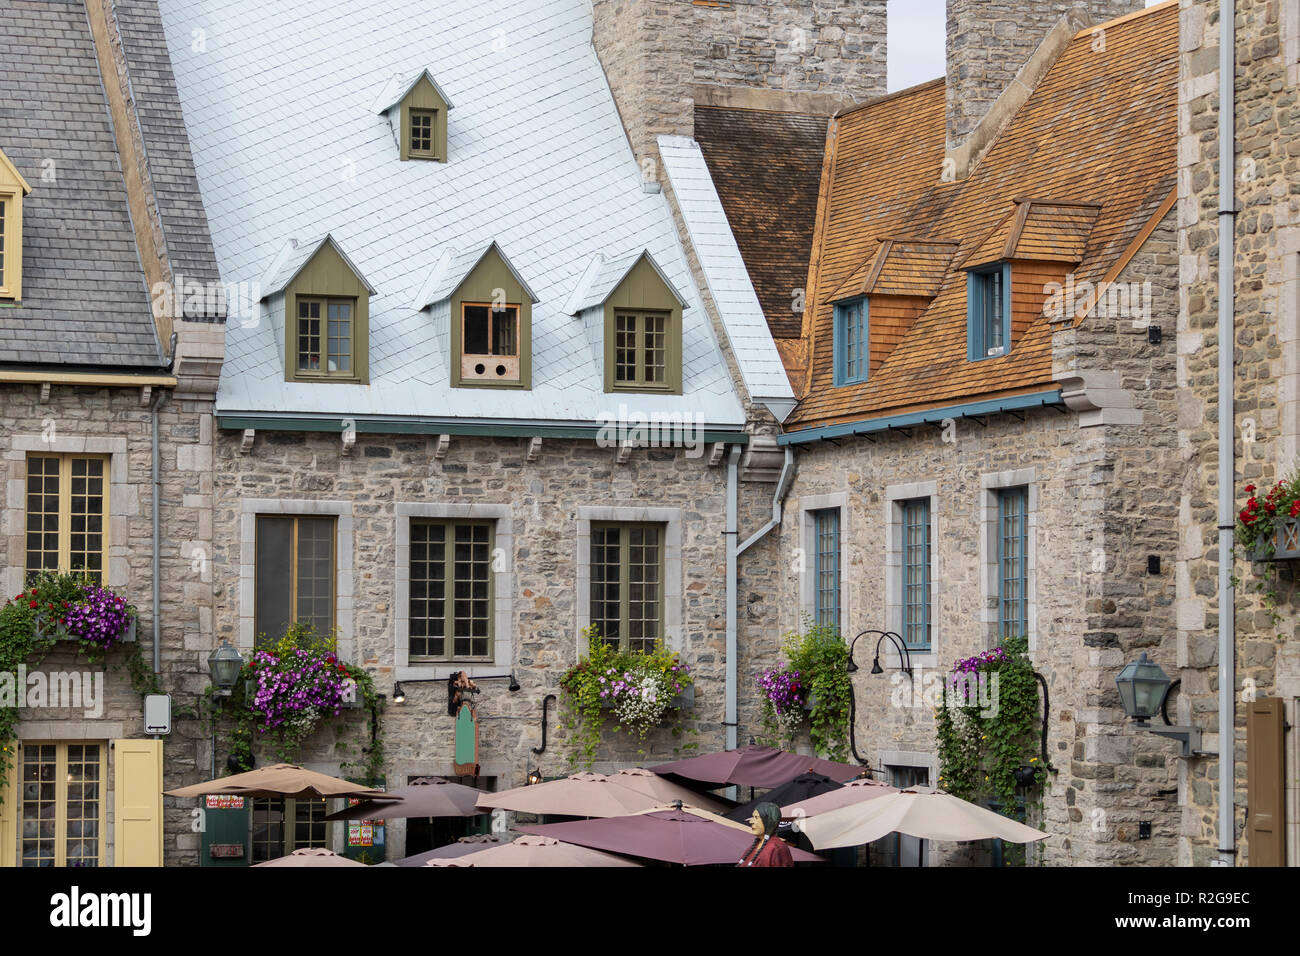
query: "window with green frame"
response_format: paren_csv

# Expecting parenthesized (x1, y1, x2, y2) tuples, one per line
(254, 515, 336, 647)
(295, 296, 357, 377)
(590, 522, 663, 653)
(612, 310, 670, 389)
(833, 298, 868, 385)
(813, 508, 841, 630)
(408, 519, 494, 661)
(997, 487, 1029, 638)
(901, 498, 931, 651)
(967, 263, 1011, 360)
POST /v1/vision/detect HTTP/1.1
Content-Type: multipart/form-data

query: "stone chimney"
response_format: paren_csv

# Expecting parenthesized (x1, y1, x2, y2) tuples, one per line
(591, 0, 887, 174)
(945, 0, 1143, 150)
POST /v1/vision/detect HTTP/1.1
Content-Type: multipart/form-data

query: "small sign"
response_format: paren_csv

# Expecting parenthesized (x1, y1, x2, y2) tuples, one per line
(144, 694, 172, 735)
(205, 795, 245, 810)
(209, 844, 245, 859)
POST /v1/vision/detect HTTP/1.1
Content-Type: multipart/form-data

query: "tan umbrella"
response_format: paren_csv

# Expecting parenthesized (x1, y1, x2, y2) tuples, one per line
(164, 763, 385, 800)
(476, 771, 724, 818)
(800, 787, 1049, 849)
(254, 848, 367, 868)
(782, 778, 898, 819)
(610, 768, 729, 813)
(425, 834, 640, 867)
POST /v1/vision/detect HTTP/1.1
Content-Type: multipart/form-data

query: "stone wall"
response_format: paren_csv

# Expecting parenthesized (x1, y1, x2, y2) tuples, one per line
(1176, 0, 1300, 866)
(945, 0, 1143, 147)
(0, 383, 216, 866)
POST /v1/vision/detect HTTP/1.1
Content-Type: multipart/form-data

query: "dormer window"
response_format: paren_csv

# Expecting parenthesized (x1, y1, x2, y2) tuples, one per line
(0, 146, 32, 300)
(833, 298, 868, 385)
(374, 70, 453, 163)
(967, 263, 1011, 360)
(614, 310, 669, 387)
(462, 301, 520, 381)
(296, 297, 356, 376)
(409, 109, 438, 159)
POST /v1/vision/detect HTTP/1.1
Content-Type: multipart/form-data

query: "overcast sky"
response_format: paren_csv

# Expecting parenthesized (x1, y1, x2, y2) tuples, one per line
(887, 0, 1167, 92)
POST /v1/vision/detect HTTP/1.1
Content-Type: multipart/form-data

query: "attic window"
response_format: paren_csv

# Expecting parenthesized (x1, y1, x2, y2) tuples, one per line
(296, 297, 356, 375)
(0, 147, 31, 300)
(409, 109, 437, 158)
(833, 298, 869, 385)
(967, 264, 1011, 360)
(461, 302, 520, 381)
(614, 311, 669, 387)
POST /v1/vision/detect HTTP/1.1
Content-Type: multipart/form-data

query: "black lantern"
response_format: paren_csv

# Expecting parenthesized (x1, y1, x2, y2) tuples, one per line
(527, 768, 543, 786)
(392, 681, 407, 704)
(207, 641, 244, 695)
(1115, 652, 1171, 724)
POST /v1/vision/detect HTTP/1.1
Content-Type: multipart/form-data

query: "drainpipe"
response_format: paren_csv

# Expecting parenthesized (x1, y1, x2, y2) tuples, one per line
(738, 447, 795, 556)
(1215, 0, 1237, 868)
(151, 388, 168, 677)
(725, 445, 741, 753)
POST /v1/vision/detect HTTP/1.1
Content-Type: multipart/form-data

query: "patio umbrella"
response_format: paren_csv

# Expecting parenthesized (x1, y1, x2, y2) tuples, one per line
(517, 804, 825, 866)
(724, 772, 844, 823)
(800, 787, 1049, 850)
(476, 770, 725, 818)
(164, 763, 385, 800)
(425, 834, 641, 868)
(253, 848, 367, 868)
(650, 745, 866, 789)
(610, 768, 730, 813)
(781, 777, 898, 819)
(323, 777, 485, 822)
(396, 834, 503, 867)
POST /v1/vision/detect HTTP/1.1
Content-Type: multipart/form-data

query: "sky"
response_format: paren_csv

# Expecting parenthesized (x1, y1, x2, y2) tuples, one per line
(887, 0, 1168, 92)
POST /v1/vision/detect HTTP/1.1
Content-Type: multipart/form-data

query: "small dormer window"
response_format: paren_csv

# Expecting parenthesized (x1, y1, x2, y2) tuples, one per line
(296, 297, 356, 376)
(967, 263, 1011, 360)
(374, 70, 453, 163)
(462, 301, 520, 381)
(833, 298, 868, 385)
(0, 146, 32, 301)
(613, 310, 669, 387)
(409, 109, 437, 158)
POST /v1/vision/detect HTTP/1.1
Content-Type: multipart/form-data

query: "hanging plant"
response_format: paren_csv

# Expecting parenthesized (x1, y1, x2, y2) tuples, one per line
(559, 626, 694, 769)
(1233, 474, 1300, 629)
(755, 663, 805, 749)
(753, 617, 850, 761)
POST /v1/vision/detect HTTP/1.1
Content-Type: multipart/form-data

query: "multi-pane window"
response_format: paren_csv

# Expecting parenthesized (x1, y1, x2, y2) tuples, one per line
(590, 523, 663, 653)
(296, 297, 354, 375)
(613, 311, 668, 388)
(0, 198, 6, 290)
(969, 264, 1009, 359)
(813, 508, 841, 631)
(20, 742, 104, 867)
(409, 520, 494, 661)
(835, 299, 868, 385)
(901, 498, 931, 650)
(24, 454, 108, 584)
(250, 796, 328, 864)
(254, 515, 336, 646)
(409, 109, 436, 156)
(462, 304, 519, 357)
(997, 487, 1029, 638)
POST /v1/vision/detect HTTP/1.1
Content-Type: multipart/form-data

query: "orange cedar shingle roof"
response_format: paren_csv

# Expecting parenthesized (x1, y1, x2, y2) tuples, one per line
(964, 200, 1102, 269)
(788, 2, 1177, 431)
(830, 240, 960, 301)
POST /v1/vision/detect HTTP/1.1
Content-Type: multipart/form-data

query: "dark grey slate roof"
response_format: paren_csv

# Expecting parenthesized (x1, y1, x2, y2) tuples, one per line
(0, 0, 219, 369)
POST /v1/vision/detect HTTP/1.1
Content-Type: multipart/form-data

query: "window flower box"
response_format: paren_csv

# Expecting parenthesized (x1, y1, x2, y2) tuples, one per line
(1251, 518, 1300, 562)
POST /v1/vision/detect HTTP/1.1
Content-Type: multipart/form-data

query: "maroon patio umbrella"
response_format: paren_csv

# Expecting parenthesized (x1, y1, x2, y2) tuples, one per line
(650, 745, 867, 789)
(396, 834, 503, 867)
(517, 804, 825, 866)
(323, 777, 485, 822)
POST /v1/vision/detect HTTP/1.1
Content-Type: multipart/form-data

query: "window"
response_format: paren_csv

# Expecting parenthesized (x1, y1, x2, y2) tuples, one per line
(19, 742, 104, 867)
(254, 515, 336, 646)
(813, 508, 841, 631)
(997, 487, 1029, 638)
(0, 148, 29, 300)
(613, 311, 670, 388)
(250, 796, 328, 864)
(590, 523, 663, 653)
(901, 498, 931, 651)
(409, 520, 494, 661)
(0, 196, 8, 293)
(447, 244, 535, 388)
(460, 303, 520, 382)
(968, 264, 1011, 359)
(24, 454, 109, 584)
(393, 71, 451, 163)
(834, 298, 869, 385)
(295, 297, 356, 376)
(409, 109, 437, 157)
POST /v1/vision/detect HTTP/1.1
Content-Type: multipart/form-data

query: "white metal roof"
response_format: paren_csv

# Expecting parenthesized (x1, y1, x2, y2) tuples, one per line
(411, 241, 540, 311)
(565, 249, 686, 315)
(371, 68, 456, 114)
(156, 0, 748, 427)
(658, 135, 796, 420)
(261, 234, 379, 298)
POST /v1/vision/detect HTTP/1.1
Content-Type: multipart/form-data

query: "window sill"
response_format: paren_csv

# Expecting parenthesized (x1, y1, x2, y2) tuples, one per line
(396, 663, 503, 681)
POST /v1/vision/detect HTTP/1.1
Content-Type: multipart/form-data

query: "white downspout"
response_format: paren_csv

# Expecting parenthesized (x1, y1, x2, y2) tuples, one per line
(1216, 0, 1237, 867)
(725, 444, 741, 753)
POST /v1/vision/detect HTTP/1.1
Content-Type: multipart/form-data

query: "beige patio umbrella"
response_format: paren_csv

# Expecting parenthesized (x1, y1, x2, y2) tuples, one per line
(610, 768, 729, 813)
(781, 778, 898, 819)
(425, 835, 641, 867)
(800, 787, 1049, 850)
(254, 848, 367, 868)
(476, 771, 725, 818)
(164, 763, 386, 800)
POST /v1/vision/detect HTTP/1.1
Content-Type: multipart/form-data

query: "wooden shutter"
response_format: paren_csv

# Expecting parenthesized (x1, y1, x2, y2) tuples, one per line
(0, 745, 16, 867)
(114, 739, 163, 866)
(1246, 698, 1286, 867)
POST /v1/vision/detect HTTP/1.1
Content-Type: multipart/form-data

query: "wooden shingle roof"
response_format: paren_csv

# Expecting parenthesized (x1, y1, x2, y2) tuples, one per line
(787, 1, 1177, 432)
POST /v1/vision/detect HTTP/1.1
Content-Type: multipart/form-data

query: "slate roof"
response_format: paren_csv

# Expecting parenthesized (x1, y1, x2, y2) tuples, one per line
(0, 0, 162, 368)
(787, 2, 1178, 432)
(565, 250, 684, 315)
(155, 0, 746, 427)
(411, 242, 539, 312)
(262, 235, 379, 298)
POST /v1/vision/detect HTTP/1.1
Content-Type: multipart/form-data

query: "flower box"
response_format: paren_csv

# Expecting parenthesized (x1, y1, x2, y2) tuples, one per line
(33, 615, 136, 644)
(1252, 518, 1300, 562)
(598, 682, 693, 714)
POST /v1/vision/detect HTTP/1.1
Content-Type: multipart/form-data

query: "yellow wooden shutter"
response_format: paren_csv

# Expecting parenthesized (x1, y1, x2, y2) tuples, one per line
(114, 739, 163, 867)
(0, 745, 16, 867)
(1246, 698, 1286, 867)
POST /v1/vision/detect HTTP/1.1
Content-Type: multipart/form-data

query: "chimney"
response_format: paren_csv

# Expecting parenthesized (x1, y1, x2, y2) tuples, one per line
(945, 1, 1143, 150)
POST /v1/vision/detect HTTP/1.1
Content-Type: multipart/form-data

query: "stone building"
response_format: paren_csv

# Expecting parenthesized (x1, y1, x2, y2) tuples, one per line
(0, 0, 224, 866)
(1176, 0, 1300, 866)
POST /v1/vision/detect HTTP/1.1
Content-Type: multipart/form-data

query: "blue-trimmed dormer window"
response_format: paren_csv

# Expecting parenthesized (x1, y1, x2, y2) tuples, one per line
(967, 263, 1011, 360)
(833, 298, 868, 385)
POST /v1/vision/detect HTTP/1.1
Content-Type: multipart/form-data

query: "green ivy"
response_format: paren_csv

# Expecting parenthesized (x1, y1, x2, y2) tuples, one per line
(780, 618, 851, 762)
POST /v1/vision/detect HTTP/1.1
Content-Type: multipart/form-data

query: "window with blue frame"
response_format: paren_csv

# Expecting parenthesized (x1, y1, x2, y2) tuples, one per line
(967, 263, 1011, 360)
(901, 498, 931, 651)
(833, 298, 869, 385)
(997, 487, 1029, 638)
(813, 508, 841, 630)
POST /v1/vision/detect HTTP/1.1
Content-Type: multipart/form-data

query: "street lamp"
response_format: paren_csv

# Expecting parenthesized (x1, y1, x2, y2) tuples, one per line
(1115, 653, 1209, 758)
(207, 641, 244, 696)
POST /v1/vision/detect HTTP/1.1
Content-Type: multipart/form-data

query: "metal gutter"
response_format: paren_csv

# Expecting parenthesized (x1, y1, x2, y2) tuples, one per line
(0, 370, 178, 387)
(724, 445, 741, 754)
(216, 414, 749, 445)
(738, 447, 795, 555)
(776, 390, 1065, 445)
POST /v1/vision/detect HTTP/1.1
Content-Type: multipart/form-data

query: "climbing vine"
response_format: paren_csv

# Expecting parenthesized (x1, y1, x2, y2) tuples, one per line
(754, 618, 851, 761)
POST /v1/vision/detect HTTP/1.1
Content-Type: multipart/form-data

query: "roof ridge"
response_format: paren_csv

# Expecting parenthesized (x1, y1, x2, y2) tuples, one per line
(1076, 0, 1178, 36)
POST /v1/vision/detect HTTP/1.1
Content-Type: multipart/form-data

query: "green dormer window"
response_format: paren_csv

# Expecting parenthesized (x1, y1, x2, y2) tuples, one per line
(967, 263, 1011, 360)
